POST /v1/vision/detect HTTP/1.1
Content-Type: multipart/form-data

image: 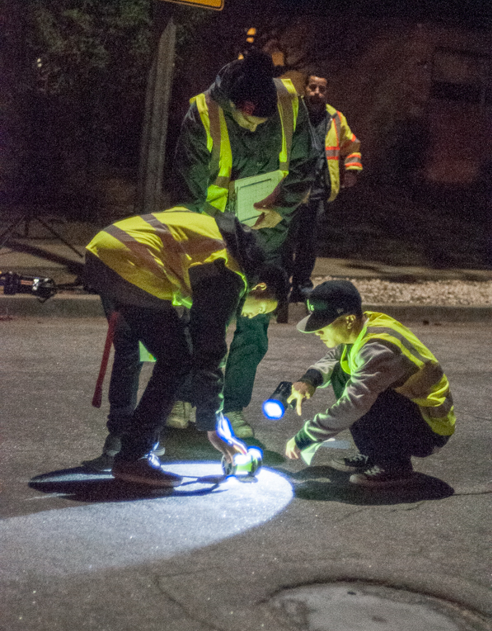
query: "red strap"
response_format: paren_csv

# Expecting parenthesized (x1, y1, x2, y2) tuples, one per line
(92, 310, 119, 408)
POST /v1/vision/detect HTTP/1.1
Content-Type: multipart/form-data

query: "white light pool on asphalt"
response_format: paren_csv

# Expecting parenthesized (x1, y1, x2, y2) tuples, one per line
(1, 463, 293, 580)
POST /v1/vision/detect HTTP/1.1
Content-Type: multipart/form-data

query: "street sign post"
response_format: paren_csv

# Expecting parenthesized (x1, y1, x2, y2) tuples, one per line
(160, 0, 224, 10)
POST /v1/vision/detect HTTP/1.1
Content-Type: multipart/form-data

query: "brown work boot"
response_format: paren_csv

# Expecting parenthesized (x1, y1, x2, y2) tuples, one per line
(112, 454, 182, 487)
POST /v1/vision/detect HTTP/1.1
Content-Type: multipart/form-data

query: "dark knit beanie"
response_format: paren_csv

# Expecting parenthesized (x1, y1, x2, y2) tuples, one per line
(228, 50, 278, 118)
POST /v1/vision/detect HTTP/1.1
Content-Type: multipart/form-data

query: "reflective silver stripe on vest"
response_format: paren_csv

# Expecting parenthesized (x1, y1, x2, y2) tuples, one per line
(103, 224, 167, 280)
(365, 325, 430, 366)
(141, 214, 172, 235)
(215, 176, 231, 189)
(202, 202, 222, 217)
(425, 396, 454, 418)
(142, 214, 226, 255)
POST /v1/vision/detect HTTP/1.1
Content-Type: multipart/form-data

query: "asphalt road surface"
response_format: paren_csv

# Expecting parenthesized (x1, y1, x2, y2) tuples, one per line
(1, 316, 490, 631)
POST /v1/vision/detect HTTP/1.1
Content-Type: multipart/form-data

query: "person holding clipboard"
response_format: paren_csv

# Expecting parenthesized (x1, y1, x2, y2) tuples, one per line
(170, 50, 317, 437)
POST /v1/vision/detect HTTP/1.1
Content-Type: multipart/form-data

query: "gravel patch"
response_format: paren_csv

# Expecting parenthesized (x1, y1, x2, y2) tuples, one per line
(312, 277, 492, 306)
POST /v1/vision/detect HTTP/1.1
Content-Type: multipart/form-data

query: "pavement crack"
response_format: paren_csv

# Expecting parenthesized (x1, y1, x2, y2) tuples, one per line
(153, 575, 226, 631)
(384, 501, 425, 511)
(331, 507, 373, 522)
(152, 565, 223, 580)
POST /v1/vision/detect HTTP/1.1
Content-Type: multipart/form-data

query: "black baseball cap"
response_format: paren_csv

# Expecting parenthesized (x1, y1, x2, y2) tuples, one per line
(297, 280, 362, 333)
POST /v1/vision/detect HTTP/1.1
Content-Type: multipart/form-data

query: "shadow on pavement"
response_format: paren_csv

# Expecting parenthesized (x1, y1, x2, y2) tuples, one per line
(163, 427, 286, 467)
(279, 466, 454, 505)
(29, 467, 228, 503)
(30, 432, 287, 506)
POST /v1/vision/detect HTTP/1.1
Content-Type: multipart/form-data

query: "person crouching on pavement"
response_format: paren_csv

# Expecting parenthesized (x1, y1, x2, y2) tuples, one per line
(84, 207, 288, 487)
(284, 280, 455, 488)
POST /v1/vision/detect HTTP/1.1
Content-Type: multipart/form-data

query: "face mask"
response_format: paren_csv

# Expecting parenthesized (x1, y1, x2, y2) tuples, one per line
(230, 104, 268, 132)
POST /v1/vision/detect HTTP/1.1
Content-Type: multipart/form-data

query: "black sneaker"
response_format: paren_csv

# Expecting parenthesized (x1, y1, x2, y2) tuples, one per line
(81, 452, 115, 472)
(349, 464, 414, 488)
(112, 454, 182, 487)
(329, 453, 372, 473)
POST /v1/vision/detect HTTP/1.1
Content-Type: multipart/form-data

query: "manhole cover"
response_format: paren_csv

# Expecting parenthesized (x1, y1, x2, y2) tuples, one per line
(271, 582, 488, 631)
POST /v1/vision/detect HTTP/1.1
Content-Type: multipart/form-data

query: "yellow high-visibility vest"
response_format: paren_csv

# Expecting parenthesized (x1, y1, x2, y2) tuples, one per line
(340, 312, 455, 436)
(324, 103, 362, 202)
(190, 78, 299, 215)
(86, 207, 247, 308)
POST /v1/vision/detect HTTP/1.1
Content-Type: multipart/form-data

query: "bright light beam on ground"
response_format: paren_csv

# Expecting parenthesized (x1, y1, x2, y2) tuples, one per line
(1, 463, 293, 581)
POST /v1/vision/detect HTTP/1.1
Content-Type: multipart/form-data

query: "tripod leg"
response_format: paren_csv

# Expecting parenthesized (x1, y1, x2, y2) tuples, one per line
(34, 217, 84, 258)
(0, 216, 27, 251)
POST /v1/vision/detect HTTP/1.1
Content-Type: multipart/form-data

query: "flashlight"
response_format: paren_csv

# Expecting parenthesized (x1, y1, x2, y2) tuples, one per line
(221, 447, 263, 478)
(262, 381, 294, 419)
(217, 413, 263, 478)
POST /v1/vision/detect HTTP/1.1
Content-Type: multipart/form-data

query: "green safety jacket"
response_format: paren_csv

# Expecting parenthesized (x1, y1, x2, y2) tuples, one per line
(171, 71, 317, 256)
(294, 312, 455, 448)
(189, 78, 299, 216)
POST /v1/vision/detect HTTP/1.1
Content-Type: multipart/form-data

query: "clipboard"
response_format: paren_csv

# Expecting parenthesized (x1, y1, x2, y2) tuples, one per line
(228, 170, 284, 227)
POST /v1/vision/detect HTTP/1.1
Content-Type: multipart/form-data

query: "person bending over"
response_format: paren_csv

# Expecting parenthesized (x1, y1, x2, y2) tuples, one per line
(84, 207, 288, 487)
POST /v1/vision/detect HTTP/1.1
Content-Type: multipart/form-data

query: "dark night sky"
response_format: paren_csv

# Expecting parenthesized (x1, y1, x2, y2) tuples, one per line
(273, 0, 492, 29)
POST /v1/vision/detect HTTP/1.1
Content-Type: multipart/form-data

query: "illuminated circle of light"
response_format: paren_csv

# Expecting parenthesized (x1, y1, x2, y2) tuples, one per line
(1, 463, 293, 580)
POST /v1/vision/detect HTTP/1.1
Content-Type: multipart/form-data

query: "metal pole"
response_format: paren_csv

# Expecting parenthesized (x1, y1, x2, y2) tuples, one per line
(136, 7, 176, 215)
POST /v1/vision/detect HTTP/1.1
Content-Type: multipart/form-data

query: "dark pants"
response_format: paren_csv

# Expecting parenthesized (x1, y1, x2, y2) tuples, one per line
(284, 197, 325, 290)
(100, 295, 193, 438)
(103, 301, 192, 461)
(331, 365, 449, 469)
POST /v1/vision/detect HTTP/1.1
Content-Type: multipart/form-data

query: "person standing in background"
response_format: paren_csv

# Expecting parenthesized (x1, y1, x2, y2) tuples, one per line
(286, 74, 362, 303)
